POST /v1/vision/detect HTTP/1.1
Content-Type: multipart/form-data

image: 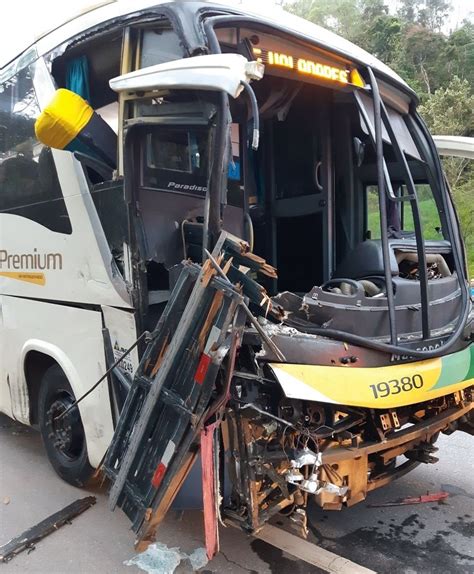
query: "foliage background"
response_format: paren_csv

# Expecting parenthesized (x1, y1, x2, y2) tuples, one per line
(285, 0, 474, 276)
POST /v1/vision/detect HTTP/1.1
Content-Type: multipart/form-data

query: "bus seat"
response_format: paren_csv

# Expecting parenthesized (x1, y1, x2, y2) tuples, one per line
(333, 240, 399, 280)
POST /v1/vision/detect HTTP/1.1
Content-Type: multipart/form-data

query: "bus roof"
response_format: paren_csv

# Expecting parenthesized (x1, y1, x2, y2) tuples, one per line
(1, 0, 410, 93)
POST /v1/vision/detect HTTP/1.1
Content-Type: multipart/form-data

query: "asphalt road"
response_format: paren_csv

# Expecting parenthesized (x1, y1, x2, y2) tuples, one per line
(0, 413, 473, 574)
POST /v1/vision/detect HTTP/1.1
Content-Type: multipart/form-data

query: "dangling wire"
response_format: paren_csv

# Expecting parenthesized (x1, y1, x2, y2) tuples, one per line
(55, 330, 151, 421)
(240, 80, 260, 150)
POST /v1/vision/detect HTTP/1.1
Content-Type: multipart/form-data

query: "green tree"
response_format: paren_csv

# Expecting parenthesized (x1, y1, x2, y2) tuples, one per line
(445, 22, 474, 88)
(398, 0, 451, 32)
(366, 14, 403, 65)
(285, 0, 368, 46)
(419, 77, 474, 273)
(360, 0, 388, 21)
(418, 76, 474, 136)
(398, 0, 418, 24)
(418, 0, 451, 32)
(399, 26, 449, 95)
(451, 180, 474, 275)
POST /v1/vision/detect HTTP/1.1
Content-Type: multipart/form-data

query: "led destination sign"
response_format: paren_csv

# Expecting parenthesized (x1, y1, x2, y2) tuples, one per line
(253, 47, 357, 86)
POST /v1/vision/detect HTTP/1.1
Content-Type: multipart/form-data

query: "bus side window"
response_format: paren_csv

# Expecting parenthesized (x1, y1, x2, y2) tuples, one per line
(0, 67, 71, 234)
(138, 26, 186, 69)
(366, 182, 443, 240)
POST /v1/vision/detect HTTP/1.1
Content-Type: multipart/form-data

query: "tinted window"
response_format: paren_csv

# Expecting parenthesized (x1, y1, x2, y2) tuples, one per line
(140, 28, 185, 68)
(0, 66, 71, 234)
(142, 126, 210, 197)
(146, 130, 193, 172)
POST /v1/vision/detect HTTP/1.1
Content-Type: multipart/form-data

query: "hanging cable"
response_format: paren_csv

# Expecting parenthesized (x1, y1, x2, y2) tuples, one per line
(55, 330, 151, 421)
(241, 80, 260, 150)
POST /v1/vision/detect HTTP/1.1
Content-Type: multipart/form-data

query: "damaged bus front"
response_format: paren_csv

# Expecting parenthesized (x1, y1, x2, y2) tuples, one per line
(99, 6, 473, 551)
(27, 1, 473, 554)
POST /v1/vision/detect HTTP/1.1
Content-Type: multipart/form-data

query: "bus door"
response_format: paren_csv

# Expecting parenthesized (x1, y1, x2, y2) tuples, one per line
(269, 85, 332, 292)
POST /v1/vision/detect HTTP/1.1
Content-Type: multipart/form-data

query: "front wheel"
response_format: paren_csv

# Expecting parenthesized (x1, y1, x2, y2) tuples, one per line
(38, 364, 94, 486)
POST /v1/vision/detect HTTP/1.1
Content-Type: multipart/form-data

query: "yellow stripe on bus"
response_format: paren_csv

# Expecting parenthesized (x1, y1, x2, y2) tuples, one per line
(0, 271, 45, 286)
(270, 351, 472, 408)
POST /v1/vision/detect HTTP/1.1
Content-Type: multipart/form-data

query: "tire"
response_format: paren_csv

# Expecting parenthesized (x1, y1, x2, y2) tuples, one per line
(38, 364, 94, 487)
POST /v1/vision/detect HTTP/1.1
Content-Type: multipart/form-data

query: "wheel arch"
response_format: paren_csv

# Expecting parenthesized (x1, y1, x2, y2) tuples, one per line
(21, 341, 84, 420)
(23, 350, 57, 425)
(20, 339, 110, 468)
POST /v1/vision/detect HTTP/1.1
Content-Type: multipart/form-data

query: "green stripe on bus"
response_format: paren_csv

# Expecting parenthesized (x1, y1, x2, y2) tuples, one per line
(430, 346, 472, 391)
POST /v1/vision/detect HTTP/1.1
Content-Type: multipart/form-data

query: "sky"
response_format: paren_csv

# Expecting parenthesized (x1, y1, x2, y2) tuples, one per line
(1, 0, 472, 68)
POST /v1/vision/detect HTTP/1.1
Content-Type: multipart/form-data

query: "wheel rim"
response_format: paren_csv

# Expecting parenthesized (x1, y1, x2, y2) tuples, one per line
(45, 391, 84, 461)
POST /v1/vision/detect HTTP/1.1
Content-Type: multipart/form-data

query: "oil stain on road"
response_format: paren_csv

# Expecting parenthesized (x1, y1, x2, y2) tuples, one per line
(308, 508, 474, 574)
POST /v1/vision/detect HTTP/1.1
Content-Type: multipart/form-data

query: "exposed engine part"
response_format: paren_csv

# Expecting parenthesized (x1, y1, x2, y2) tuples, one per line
(300, 473, 321, 494)
(239, 401, 296, 428)
(286, 469, 305, 483)
(278, 399, 329, 429)
(290, 471, 349, 497)
(279, 398, 304, 424)
(284, 449, 348, 496)
(397, 251, 451, 279)
(223, 369, 473, 533)
(289, 448, 322, 469)
(325, 278, 382, 297)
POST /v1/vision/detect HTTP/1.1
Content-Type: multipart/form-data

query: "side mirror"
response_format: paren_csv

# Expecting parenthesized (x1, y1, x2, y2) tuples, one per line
(35, 89, 117, 168)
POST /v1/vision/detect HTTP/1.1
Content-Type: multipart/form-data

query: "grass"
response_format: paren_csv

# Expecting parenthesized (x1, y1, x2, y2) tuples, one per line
(367, 196, 473, 278)
(367, 195, 443, 241)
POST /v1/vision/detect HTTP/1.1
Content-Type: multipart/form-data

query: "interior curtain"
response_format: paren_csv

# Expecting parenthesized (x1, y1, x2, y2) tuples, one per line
(66, 55, 90, 103)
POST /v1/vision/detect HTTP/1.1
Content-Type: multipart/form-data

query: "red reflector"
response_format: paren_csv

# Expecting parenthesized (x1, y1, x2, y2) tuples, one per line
(151, 462, 166, 488)
(195, 353, 211, 385)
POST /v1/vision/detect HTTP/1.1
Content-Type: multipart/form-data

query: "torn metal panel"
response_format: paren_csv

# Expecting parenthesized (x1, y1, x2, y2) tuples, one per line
(104, 243, 244, 545)
(103, 232, 280, 548)
(0, 496, 96, 563)
(201, 421, 219, 560)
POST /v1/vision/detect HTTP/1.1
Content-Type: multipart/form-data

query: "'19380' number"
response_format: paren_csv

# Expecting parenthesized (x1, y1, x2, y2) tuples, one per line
(369, 374, 423, 399)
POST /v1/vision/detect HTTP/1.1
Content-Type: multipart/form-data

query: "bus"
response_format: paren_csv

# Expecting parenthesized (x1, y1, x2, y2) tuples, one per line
(1, 0, 472, 539)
